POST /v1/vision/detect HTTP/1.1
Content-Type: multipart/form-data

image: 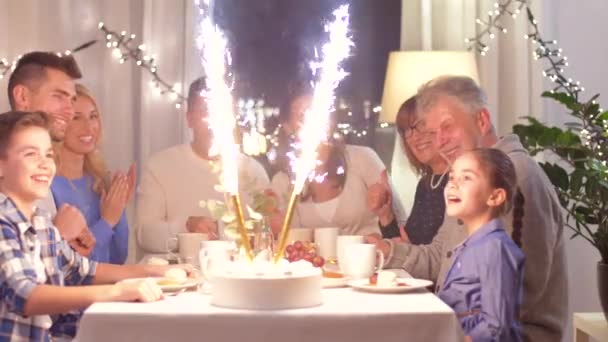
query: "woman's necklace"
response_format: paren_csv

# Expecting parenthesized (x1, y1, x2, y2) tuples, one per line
(430, 170, 448, 190)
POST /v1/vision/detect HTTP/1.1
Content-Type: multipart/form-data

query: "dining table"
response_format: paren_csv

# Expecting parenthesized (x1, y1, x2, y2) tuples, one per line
(75, 270, 464, 342)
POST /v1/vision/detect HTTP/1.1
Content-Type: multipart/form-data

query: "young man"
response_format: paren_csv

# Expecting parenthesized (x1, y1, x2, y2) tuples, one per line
(369, 76, 568, 342)
(136, 77, 270, 257)
(8, 51, 95, 255)
(0, 111, 183, 341)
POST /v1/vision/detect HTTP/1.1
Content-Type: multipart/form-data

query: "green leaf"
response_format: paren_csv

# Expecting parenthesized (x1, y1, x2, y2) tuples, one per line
(541, 163, 569, 192)
(570, 169, 585, 194)
(542, 91, 581, 112)
(584, 103, 601, 119)
(585, 176, 599, 202)
(586, 93, 601, 104)
(589, 158, 608, 172)
(574, 205, 599, 225)
(538, 127, 562, 146)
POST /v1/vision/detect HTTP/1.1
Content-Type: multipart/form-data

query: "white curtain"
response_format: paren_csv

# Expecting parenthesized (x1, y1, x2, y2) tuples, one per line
(392, 0, 546, 213)
(0, 0, 200, 262)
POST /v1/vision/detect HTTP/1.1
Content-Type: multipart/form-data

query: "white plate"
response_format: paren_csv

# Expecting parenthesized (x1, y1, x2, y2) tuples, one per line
(120, 277, 202, 293)
(322, 275, 350, 288)
(348, 278, 433, 293)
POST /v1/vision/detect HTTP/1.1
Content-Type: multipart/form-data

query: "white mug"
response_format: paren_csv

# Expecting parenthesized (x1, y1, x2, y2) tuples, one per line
(167, 233, 208, 264)
(336, 235, 365, 272)
(287, 227, 314, 243)
(199, 240, 234, 279)
(343, 243, 384, 279)
(314, 227, 339, 259)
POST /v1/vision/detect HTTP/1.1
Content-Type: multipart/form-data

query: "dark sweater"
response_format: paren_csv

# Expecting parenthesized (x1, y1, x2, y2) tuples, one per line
(381, 173, 447, 244)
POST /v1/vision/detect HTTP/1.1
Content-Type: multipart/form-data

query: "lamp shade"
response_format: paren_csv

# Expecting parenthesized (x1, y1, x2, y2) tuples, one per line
(379, 51, 479, 123)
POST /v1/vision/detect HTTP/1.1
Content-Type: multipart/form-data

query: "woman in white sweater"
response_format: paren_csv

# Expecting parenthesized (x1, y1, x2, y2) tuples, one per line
(270, 93, 406, 236)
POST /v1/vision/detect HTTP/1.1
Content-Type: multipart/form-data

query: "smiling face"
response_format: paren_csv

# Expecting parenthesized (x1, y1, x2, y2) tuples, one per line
(0, 126, 56, 207)
(63, 95, 101, 156)
(19, 68, 77, 142)
(397, 113, 436, 165)
(444, 152, 505, 224)
(423, 96, 481, 163)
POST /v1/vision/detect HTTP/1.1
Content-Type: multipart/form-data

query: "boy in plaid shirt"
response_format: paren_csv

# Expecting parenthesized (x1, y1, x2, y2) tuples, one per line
(0, 111, 186, 341)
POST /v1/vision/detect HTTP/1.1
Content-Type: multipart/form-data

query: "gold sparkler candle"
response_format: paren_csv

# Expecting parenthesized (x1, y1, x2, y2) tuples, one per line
(230, 194, 252, 259)
(274, 5, 353, 263)
(196, 0, 253, 261)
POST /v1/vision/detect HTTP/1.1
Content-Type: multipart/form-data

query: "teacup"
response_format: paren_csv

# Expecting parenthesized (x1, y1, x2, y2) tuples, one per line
(167, 232, 208, 265)
(342, 243, 384, 279)
(336, 235, 365, 272)
(314, 227, 339, 260)
(199, 240, 234, 279)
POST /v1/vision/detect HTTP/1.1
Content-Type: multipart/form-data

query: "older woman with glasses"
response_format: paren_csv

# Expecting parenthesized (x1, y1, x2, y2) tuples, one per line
(367, 96, 449, 244)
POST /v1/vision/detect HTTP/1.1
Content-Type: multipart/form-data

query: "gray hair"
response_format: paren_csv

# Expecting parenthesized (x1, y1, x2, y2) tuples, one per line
(416, 75, 487, 116)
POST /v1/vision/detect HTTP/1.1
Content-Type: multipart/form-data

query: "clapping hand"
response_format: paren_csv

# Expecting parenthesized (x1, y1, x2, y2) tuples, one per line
(126, 163, 137, 202)
(367, 170, 394, 225)
(100, 172, 130, 227)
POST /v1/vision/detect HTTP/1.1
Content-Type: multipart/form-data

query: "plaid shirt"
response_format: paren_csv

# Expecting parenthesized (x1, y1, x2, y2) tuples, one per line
(0, 194, 97, 341)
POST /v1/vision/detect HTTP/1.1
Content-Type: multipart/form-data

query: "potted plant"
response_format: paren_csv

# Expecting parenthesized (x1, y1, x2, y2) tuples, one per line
(513, 91, 608, 320)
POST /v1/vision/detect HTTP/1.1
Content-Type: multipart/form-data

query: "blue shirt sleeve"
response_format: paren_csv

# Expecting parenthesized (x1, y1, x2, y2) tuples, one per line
(89, 218, 114, 258)
(461, 239, 524, 341)
(109, 212, 129, 264)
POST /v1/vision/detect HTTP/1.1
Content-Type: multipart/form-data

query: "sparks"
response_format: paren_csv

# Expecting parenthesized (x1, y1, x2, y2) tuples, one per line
(291, 4, 353, 193)
(195, 0, 240, 195)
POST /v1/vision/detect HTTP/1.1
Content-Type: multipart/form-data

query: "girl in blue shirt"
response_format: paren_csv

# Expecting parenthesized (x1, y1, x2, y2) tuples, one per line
(439, 148, 525, 342)
(51, 84, 132, 264)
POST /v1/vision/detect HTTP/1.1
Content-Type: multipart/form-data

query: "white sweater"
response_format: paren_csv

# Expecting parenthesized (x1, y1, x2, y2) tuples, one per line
(136, 144, 269, 255)
(271, 145, 407, 236)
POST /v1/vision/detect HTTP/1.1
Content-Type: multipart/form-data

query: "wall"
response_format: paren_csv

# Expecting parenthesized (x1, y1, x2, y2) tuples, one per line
(542, 0, 607, 340)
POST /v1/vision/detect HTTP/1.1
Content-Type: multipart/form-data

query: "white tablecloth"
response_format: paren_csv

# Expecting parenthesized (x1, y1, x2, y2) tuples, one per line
(76, 286, 463, 342)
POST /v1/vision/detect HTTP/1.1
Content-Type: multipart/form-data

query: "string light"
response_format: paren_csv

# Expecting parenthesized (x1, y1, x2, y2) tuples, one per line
(525, 11, 583, 96)
(99, 22, 186, 109)
(466, 0, 529, 54)
(525, 8, 606, 161)
(468, 2, 606, 163)
(0, 57, 18, 80)
(0, 40, 95, 80)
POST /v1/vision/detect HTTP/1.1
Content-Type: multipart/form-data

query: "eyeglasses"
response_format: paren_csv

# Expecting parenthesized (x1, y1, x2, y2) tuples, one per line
(398, 120, 434, 138)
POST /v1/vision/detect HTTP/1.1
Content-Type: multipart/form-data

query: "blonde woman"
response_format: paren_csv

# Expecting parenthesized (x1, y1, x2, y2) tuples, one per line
(51, 84, 132, 264)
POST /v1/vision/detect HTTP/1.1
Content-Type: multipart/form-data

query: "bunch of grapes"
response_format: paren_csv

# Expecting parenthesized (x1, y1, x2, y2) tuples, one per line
(284, 240, 325, 267)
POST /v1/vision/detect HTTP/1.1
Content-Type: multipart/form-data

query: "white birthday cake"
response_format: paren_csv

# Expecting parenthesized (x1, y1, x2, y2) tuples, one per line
(210, 259, 322, 310)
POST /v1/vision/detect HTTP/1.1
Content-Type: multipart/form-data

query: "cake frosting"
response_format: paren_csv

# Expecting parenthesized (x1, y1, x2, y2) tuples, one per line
(210, 259, 323, 310)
